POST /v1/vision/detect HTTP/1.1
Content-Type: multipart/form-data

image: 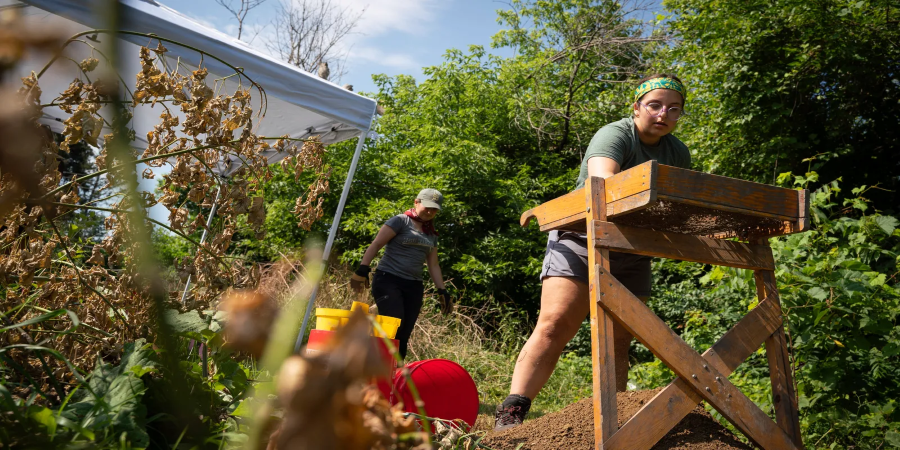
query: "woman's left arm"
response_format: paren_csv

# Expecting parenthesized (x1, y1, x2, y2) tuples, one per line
(425, 248, 445, 289)
(426, 248, 453, 315)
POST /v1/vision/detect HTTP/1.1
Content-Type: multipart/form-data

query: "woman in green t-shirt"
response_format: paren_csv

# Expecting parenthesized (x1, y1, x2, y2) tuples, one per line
(495, 74, 692, 430)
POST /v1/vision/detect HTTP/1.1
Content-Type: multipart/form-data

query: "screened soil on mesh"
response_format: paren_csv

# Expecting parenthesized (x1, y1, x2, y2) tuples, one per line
(609, 199, 789, 239)
(481, 389, 754, 450)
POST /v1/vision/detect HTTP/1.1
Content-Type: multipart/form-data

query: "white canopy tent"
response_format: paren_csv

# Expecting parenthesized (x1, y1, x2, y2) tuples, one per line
(14, 0, 378, 349)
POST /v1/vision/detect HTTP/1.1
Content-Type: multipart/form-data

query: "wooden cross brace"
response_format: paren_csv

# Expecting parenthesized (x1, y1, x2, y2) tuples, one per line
(581, 177, 804, 450)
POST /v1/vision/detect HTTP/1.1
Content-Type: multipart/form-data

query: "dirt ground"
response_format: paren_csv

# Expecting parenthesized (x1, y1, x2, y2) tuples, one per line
(476, 389, 754, 450)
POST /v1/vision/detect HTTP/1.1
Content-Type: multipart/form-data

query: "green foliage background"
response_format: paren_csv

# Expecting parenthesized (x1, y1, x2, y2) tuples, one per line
(5, 0, 899, 448)
(245, 0, 899, 446)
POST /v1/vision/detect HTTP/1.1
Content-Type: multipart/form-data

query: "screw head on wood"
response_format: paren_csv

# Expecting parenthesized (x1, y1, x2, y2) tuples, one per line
(703, 364, 708, 370)
(715, 376, 721, 382)
(691, 374, 698, 380)
(706, 387, 712, 393)
(587, 206, 591, 212)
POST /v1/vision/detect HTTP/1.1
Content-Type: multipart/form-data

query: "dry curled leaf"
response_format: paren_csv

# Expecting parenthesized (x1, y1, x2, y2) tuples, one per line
(219, 289, 278, 358)
(1, 39, 330, 397)
(266, 312, 428, 450)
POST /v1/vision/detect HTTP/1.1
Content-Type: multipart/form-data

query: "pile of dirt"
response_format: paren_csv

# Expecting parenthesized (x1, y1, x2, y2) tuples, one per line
(481, 389, 753, 450)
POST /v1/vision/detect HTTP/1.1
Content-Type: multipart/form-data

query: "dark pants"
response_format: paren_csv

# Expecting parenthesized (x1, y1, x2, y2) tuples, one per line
(371, 270, 424, 359)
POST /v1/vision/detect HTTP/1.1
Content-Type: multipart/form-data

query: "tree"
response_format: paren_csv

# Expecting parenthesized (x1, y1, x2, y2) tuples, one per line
(266, 0, 364, 82)
(54, 136, 106, 241)
(215, 0, 268, 40)
(248, 1, 674, 326)
(494, 0, 669, 153)
(659, 0, 900, 210)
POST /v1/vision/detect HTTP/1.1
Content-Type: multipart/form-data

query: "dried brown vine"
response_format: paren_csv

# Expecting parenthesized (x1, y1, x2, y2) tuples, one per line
(0, 28, 331, 401)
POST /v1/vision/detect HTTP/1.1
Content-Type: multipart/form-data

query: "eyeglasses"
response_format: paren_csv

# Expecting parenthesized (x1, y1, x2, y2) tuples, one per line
(637, 101, 684, 121)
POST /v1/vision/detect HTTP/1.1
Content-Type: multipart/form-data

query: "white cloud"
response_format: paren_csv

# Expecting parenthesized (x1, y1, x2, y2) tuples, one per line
(178, 0, 443, 78)
(310, 0, 445, 37)
(349, 45, 421, 70)
(278, 0, 447, 74)
(178, 12, 222, 33)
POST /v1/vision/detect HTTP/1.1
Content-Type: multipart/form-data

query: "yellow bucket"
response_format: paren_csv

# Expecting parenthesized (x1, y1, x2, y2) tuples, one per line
(314, 303, 402, 340)
(315, 308, 352, 331)
(373, 315, 401, 339)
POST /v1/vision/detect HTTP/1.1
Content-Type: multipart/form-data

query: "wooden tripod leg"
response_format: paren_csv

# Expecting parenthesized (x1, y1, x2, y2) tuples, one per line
(587, 176, 618, 447)
(595, 268, 800, 450)
(754, 263, 804, 449)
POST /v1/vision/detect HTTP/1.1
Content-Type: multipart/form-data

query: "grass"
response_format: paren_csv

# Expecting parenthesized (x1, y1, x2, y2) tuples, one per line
(274, 262, 597, 425)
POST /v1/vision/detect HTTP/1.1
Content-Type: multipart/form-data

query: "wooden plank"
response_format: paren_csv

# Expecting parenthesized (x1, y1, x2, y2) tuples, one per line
(655, 165, 801, 219)
(765, 328, 804, 449)
(607, 190, 656, 218)
(603, 160, 657, 202)
(797, 189, 811, 232)
(755, 268, 804, 449)
(595, 267, 800, 450)
(586, 176, 618, 448)
(538, 213, 586, 233)
(532, 189, 657, 232)
(605, 297, 783, 450)
(520, 189, 584, 228)
(520, 161, 657, 230)
(592, 221, 776, 271)
(531, 191, 658, 232)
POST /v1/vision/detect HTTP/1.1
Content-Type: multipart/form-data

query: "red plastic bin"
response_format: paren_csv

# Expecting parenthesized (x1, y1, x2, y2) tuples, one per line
(305, 329, 398, 401)
(392, 359, 479, 429)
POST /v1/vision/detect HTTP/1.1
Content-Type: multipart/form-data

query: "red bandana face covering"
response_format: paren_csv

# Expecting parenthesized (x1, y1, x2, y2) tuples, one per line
(404, 208, 438, 236)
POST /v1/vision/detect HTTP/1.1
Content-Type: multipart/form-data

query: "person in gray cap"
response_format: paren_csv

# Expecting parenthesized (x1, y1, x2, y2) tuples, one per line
(350, 188, 453, 359)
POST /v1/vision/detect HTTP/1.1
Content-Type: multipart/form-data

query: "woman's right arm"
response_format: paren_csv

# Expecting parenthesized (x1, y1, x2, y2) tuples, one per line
(587, 156, 621, 179)
(351, 225, 398, 293)
(360, 225, 398, 265)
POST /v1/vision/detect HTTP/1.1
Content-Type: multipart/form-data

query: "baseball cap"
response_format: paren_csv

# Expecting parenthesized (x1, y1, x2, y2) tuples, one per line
(416, 188, 443, 210)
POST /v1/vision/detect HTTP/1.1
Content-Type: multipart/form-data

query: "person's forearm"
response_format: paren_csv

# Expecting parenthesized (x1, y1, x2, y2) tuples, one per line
(360, 244, 381, 266)
(429, 265, 445, 290)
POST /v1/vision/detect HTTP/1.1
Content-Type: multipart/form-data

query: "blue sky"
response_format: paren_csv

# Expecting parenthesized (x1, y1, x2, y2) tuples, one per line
(172, 0, 519, 95)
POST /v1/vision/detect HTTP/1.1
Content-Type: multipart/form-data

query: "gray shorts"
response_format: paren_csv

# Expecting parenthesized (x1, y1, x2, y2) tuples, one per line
(539, 230, 652, 297)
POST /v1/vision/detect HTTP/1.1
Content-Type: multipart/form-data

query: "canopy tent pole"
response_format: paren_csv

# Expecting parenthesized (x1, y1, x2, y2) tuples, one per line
(180, 183, 224, 304)
(294, 123, 373, 352)
(179, 183, 223, 379)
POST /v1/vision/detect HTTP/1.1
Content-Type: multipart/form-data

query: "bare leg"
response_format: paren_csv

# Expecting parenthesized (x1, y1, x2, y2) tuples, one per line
(613, 295, 650, 392)
(509, 276, 590, 399)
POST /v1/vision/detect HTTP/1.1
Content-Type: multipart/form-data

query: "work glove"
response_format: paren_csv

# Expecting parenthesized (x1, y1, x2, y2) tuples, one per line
(350, 264, 370, 293)
(437, 288, 453, 315)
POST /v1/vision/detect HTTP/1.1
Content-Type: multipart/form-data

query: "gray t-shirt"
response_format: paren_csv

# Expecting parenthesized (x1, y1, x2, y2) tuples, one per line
(376, 214, 438, 281)
(575, 117, 691, 189)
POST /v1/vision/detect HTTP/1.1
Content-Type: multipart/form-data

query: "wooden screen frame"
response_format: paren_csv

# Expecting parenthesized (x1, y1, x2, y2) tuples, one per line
(522, 174, 806, 450)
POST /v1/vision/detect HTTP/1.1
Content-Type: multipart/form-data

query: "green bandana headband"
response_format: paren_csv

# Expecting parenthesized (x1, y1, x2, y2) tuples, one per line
(633, 77, 686, 103)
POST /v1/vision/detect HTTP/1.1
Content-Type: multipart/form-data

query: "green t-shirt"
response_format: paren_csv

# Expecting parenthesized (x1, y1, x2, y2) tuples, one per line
(575, 117, 691, 189)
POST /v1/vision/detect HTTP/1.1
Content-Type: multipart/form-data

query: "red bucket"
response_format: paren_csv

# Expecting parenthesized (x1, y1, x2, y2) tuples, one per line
(305, 329, 398, 401)
(392, 359, 478, 429)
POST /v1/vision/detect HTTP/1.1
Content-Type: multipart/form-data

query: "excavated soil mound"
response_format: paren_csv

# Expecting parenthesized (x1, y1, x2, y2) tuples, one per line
(481, 389, 753, 450)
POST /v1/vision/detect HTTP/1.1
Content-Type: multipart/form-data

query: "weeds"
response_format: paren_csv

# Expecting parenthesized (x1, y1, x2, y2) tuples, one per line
(0, 20, 330, 404)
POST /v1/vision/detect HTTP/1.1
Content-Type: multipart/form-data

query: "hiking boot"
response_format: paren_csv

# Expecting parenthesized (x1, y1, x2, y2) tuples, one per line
(493, 404, 527, 431)
(494, 394, 531, 431)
